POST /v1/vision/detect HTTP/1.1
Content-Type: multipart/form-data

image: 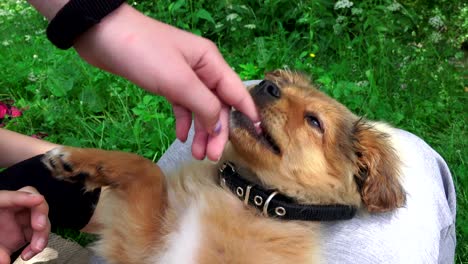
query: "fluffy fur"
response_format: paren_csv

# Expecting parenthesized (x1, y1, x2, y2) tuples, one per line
(42, 70, 405, 263)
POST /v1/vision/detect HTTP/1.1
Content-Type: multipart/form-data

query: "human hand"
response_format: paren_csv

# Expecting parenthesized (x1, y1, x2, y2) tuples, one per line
(73, 4, 259, 162)
(0, 187, 50, 264)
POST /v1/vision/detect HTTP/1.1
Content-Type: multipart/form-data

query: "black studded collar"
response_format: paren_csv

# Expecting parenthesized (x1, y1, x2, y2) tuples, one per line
(218, 162, 357, 221)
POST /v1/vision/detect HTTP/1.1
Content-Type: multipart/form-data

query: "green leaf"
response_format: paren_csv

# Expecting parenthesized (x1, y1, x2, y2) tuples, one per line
(375, 26, 389, 32)
(299, 51, 308, 59)
(393, 112, 405, 124)
(143, 95, 154, 105)
(367, 45, 377, 55)
(168, 0, 185, 13)
(191, 28, 202, 36)
(46, 76, 74, 97)
(316, 75, 332, 86)
(195, 9, 215, 24)
(80, 87, 105, 112)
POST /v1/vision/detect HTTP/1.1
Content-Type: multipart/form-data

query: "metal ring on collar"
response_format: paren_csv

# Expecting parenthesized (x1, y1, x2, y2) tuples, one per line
(254, 195, 263, 206)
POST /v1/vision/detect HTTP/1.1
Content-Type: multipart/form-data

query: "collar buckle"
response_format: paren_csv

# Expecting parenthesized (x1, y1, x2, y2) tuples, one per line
(219, 162, 236, 188)
(244, 185, 254, 206)
(219, 161, 236, 175)
(263, 191, 279, 217)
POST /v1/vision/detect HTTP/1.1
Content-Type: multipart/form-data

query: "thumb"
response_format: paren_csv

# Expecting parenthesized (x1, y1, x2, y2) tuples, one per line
(0, 245, 11, 264)
(188, 40, 259, 124)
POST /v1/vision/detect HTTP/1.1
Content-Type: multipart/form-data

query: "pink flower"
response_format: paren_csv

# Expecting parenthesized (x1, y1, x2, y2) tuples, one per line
(31, 132, 48, 139)
(8, 106, 22, 117)
(0, 102, 7, 119)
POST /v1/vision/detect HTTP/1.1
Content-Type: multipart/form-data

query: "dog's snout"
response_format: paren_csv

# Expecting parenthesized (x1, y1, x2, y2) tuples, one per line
(252, 80, 281, 105)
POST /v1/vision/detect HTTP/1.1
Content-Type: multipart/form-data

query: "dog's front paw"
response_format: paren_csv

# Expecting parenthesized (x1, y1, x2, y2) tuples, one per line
(42, 146, 108, 190)
(42, 146, 78, 181)
(42, 146, 155, 189)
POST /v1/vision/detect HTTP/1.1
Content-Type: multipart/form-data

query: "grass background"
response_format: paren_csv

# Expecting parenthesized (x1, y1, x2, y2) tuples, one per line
(0, 0, 466, 262)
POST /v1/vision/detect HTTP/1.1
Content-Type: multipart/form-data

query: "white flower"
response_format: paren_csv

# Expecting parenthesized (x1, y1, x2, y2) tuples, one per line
(226, 13, 239, 21)
(351, 8, 363, 15)
(429, 16, 444, 29)
(429, 32, 442, 43)
(244, 24, 256, 29)
(2, 40, 10, 46)
(334, 0, 353, 10)
(333, 24, 343, 35)
(336, 16, 346, 24)
(356, 80, 369, 87)
(387, 2, 402, 12)
(28, 72, 38, 82)
(357, 81, 369, 87)
(0, 10, 11, 17)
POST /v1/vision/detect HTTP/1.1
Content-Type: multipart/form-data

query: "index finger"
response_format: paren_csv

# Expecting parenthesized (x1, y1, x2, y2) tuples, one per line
(17, 187, 49, 231)
(15, 187, 50, 260)
(0, 191, 44, 209)
(216, 70, 259, 122)
(190, 41, 259, 123)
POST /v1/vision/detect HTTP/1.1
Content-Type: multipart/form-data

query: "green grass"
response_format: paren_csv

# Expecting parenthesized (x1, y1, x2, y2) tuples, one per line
(0, 0, 466, 261)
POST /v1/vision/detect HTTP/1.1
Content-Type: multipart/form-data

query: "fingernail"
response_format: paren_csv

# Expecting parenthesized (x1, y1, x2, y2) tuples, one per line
(37, 215, 47, 228)
(22, 250, 34, 261)
(213, 120, 222, 135)
(206, 156, 220, 164)
(36, 238, 47, 250)
(254, 121, 262, 135)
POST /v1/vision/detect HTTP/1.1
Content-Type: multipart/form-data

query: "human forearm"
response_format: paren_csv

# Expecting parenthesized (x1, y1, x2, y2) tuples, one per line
(0, 129, 59, 167)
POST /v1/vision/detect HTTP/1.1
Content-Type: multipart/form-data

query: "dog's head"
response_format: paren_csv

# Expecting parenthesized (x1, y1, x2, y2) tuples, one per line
(227, 70, 405, 213)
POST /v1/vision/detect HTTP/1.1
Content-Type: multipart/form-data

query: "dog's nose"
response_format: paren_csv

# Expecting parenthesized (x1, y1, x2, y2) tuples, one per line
(255, 80, 281, 99)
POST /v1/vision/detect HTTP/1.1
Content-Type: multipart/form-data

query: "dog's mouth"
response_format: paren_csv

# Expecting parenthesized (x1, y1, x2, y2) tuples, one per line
(230, 111, 281, 155)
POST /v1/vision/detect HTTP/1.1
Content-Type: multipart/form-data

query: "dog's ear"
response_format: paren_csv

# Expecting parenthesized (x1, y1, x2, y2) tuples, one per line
(265, 69, 311, 87)
(353, 120, 405, 212)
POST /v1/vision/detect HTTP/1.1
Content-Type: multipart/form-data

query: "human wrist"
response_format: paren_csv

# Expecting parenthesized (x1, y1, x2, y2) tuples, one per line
(46, 0, 126, 50)
(73, 5, 186, 95)
(0, 129, 59, 167)
(73, 4, 147, 72)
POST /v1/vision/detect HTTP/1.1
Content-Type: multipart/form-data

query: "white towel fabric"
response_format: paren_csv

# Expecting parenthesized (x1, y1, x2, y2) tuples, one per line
(14, 233, 91, 264)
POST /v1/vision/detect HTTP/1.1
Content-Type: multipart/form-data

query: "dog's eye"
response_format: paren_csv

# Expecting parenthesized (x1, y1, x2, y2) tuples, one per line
(305, 114, 322, 131)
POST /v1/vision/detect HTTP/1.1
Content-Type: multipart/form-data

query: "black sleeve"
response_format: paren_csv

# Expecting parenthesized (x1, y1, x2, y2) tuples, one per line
(0, 155, 100, 230)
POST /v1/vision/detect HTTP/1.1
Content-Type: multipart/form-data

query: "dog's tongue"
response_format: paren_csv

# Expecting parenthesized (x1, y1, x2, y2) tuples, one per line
(254, 121, 263, 135)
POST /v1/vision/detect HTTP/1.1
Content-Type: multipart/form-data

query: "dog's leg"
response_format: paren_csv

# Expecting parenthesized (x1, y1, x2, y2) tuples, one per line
(42, 146, 167, 264)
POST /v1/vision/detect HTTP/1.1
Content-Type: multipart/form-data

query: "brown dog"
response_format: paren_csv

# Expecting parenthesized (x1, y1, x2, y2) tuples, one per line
(42, 70, 405, 264)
